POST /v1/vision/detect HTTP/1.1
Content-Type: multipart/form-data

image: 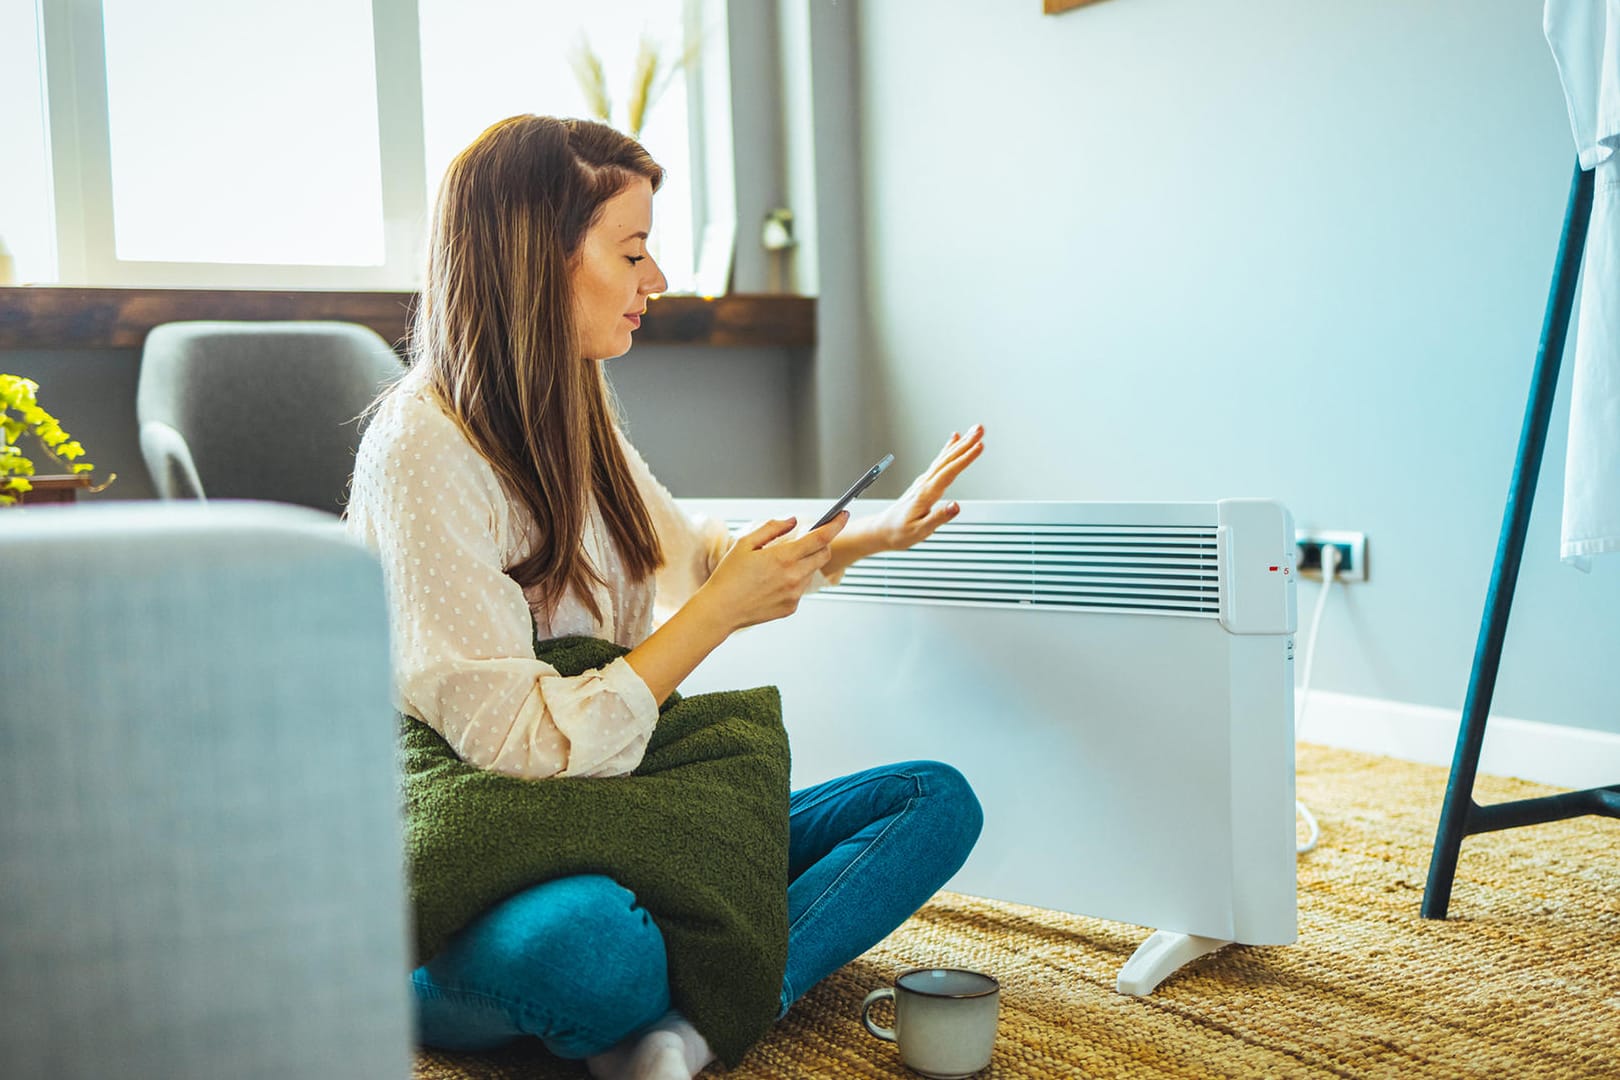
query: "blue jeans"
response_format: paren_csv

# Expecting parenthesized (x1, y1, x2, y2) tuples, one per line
(412, 760, 982, 1058)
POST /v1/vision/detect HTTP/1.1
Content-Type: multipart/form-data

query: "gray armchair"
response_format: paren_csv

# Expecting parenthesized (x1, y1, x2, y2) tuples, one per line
(0, 501, 413, 1079)
(137, 321, 405, 514)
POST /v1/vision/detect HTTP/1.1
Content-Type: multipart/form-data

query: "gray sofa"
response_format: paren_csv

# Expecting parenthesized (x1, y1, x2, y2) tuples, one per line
(0, 501, 413, 1079)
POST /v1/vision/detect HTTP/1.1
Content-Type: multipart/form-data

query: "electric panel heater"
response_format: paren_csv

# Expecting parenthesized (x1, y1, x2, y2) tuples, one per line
(678, 498, 1299, 994)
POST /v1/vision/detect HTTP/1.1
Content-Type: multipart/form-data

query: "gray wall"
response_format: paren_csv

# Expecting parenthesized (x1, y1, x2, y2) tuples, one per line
(1, 343, 801, 506)
(4, 347, 157, 499)
(850, 0, 1620, 734)
(608, 344, 802, 496)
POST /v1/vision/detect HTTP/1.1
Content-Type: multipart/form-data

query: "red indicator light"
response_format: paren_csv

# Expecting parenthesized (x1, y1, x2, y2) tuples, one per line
(1268, 565, 1279, 572)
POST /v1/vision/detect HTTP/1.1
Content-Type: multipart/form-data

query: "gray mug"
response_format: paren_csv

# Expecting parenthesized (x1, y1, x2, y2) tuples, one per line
(861, 967, 1000, 1078)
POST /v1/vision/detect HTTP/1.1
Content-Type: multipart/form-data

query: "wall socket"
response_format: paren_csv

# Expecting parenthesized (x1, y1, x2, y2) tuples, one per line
(1295, 530, 1368, 582)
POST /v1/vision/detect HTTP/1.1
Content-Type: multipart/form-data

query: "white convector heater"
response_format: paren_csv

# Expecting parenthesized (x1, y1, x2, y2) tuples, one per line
(678, 498, 1299, 995)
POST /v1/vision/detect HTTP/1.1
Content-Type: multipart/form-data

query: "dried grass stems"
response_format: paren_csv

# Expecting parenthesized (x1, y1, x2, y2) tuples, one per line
(566, 35, 611, 127)
(569, 31, 702, 139)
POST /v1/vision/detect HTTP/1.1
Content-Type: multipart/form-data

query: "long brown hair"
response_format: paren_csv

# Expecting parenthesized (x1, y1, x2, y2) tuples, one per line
(410, 115, 665, 620)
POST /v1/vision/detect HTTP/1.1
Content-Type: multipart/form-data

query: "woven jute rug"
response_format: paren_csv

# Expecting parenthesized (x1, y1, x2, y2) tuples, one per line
(416, 744, 1620, 1078)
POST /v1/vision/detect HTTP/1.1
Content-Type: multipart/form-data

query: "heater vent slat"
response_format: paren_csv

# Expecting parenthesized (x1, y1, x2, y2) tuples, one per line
(906, 544, 1217, 559)
(727, 518, 1224, 617)
(916, 524, 1214, 536)
(829, 586, 1220, 616)
(861, 563, 1218, 579)
(848, 567, 1217, 594)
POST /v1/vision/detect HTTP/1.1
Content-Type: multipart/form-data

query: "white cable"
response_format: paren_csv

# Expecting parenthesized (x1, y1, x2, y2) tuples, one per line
(1294, 545, 1341, 855)
(1297, 545, 1339, 727)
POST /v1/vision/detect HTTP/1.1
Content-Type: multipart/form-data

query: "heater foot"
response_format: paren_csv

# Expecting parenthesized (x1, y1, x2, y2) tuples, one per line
(1115, 930, 1231, 996)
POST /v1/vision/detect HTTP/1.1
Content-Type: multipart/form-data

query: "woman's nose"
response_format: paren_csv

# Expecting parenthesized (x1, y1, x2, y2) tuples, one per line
(643, 257, 668, 295)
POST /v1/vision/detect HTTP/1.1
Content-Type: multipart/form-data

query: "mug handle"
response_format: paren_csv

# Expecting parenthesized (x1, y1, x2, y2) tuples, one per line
(861, 987, 897, 1042)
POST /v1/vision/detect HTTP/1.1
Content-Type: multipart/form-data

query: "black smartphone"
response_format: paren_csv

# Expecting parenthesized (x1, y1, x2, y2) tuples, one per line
(811, 453, 895, 529)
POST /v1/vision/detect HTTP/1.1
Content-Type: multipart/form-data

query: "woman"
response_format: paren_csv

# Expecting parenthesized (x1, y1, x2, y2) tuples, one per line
(346, 115, 986, 1080)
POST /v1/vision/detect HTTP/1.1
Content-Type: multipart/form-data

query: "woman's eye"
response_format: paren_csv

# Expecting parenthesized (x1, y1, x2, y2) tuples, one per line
(626, 255, 645, 265)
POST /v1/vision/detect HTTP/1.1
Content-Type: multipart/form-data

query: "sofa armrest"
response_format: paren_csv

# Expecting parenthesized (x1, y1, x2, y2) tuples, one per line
(0, 501, 411, 1079)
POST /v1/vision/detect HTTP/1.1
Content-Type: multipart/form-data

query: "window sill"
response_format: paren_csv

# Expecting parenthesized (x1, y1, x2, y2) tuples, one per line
(0, 287, 816, 352)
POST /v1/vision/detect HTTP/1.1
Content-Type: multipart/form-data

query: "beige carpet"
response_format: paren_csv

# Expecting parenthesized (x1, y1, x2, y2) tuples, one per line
(416, 744, 1620, 1078)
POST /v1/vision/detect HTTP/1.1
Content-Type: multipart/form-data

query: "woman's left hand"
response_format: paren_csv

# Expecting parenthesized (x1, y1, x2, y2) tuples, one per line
(871, 424, 985, 552)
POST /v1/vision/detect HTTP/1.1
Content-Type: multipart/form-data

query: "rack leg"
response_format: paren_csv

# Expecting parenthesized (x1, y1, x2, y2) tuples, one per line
(1422, 161, 1595, 919)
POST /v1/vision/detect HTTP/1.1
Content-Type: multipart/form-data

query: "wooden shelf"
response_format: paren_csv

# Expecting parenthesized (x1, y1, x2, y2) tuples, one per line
(0, 287, 815, 352)
(13, 473, 93, 505)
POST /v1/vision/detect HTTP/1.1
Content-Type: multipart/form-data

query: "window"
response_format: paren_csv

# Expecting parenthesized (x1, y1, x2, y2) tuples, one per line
(36, 0, 424, 288)
(0, 0, 53, 285)
(101, 0, 390, 268)
(20, 0, 719, 292)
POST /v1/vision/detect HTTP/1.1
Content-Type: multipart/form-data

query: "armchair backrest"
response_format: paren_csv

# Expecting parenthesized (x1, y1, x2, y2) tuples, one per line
(137, 321, 406, 514)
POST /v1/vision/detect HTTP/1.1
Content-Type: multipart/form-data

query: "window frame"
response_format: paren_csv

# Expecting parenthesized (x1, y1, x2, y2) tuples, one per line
(34, 0, 734, 294)
(39, 0, 428, 289)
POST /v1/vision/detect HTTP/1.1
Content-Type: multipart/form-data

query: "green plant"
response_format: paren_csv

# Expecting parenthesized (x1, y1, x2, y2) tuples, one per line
(0, 374, 109, 505)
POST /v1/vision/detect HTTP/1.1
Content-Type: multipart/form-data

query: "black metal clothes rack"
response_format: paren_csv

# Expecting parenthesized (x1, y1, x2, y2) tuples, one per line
(1423, 161, 1620, 920)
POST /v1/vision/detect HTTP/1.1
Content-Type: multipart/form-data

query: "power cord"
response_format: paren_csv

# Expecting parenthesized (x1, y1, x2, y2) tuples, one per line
(1295, 544, 1341, 855)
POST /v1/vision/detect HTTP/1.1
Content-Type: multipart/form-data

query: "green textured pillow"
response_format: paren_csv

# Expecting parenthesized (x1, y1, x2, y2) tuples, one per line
(400, 635, 790, 1067)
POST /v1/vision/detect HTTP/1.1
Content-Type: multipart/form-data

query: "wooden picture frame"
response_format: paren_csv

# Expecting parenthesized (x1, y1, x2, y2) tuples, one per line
(1044, 0, 1108, 12)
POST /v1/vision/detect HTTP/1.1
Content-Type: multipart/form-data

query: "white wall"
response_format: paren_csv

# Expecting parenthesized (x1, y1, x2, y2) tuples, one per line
(851, 0, 1620, 734)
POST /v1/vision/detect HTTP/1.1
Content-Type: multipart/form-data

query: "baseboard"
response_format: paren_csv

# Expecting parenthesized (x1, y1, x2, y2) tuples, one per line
(1297, 689, 1620, 791)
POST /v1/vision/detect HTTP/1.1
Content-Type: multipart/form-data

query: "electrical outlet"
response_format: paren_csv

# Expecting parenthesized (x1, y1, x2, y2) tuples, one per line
(1295, 530, 1368, 582)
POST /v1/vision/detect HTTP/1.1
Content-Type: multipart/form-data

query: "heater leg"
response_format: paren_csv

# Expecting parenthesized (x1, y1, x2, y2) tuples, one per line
(1115, 930, 1231, 996)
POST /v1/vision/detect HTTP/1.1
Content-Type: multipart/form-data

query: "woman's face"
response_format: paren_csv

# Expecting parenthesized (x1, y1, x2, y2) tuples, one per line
(570, 177, 668, 361)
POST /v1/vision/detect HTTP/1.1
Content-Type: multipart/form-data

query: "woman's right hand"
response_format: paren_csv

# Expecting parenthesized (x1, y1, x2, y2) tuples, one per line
(696, 513, 850, 633)
(626, 513, 849, 705)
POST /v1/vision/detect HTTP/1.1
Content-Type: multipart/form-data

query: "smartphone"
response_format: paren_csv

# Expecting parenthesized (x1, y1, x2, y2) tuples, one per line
(811, 453, 895, 530)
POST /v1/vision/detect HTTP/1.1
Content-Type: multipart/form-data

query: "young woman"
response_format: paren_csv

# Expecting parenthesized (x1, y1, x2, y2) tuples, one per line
(346, 115, 986, 1080)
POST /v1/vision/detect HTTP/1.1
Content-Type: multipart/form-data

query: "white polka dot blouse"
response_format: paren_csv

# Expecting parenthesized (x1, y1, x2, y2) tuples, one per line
(345, 366, 761, 781)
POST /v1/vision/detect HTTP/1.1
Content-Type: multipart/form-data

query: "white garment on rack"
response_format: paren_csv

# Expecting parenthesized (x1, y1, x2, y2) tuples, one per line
(1546, 0, 1620, 567)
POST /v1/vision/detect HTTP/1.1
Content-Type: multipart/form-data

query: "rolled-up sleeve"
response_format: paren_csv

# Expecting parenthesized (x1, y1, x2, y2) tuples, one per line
(347, 394, 659, 780)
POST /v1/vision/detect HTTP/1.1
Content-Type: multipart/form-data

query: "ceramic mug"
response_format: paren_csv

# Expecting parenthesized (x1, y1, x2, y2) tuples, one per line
(861, 967, 1000, 1078)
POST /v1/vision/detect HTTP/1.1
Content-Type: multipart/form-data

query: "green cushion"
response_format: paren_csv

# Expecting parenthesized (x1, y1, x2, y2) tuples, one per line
(400, 635, 790, 1066)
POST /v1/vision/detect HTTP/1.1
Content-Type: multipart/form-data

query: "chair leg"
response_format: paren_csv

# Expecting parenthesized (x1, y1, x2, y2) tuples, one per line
(1422, 161, 1594, 920)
